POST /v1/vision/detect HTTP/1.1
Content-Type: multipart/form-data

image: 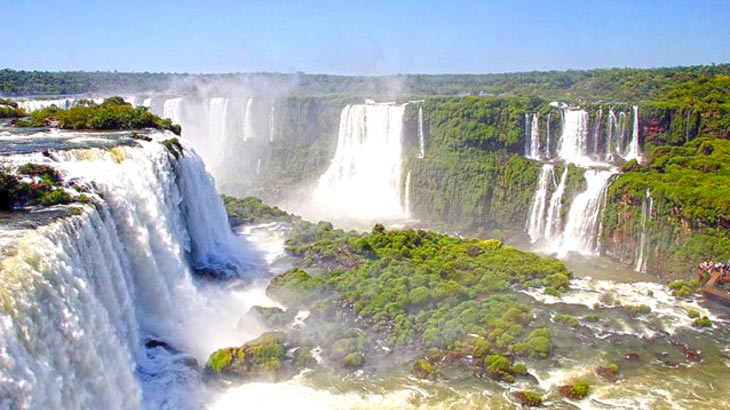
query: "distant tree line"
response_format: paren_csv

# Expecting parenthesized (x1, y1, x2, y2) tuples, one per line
(1, 64, 728, 102)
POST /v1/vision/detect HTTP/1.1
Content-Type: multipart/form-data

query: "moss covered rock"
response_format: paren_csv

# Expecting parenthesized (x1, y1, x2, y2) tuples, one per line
(205, 331, 309, 382)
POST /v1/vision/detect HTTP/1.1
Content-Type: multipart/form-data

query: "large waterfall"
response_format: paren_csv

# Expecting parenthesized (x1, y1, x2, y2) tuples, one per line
(0, 135, 264, 409)
(526, 105, 622, 256)
(526, 164, 554, 242)
(625, 105, 642, 162)
(309, 103, 407, 223)
(556, 109, 590, 165)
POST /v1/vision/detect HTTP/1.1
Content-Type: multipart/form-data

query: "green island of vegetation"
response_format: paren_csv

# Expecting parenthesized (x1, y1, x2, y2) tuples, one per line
(0, 98, 25, 118)
(206, 218, 571, 385)
(13, 96, 181, 135)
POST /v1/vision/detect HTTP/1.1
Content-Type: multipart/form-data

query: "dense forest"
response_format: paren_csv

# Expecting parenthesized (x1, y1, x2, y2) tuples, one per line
(2, 64, 729, 102)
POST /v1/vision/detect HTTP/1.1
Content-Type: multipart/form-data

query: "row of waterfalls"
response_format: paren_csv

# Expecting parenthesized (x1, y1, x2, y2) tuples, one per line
(12, 96, 649, 268)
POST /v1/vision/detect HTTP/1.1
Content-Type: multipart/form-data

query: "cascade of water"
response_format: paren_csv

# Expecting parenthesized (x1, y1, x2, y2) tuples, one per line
(635, 188, 653, 272)
(310, 103, 407, 221)
(545, 113, 551, 159)
(625, 105, 642, 162)
(617, 112, 628, 157)
(256, 158, 262, 176)
(163, 98, 183, 124)
(557, 109, 590, 165)
(526, 164, 555, 242)
(142, 97, 152, 108)
(404, 170, 412, 218)
(592, 108, 603, 156)
(1, 137, 259, 409)
(243, 98, 255, 141)
(606, 109, 617, 161)
(556, 169, 615, 256)
(269, 101, 276, 143)
(417, 106, 426, 159)
(544, 168, 569, 240)
(527, 113, 541, 160)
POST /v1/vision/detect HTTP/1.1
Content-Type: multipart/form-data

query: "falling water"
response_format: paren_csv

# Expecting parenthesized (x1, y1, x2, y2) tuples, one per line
(555, 169, 615, 256)
(592, 108, 603, 155)
(243, 98, 255, 141)
(625, 106, 642, 162)
(417, 106, 426, 159)
(269, 101, 277, 143)
(163, 98, 183, 124)
(256, 157, 262, 176)
(606, 108, 617, 161)
(310, 103, 407, 222)
(545, 112, 551, 159)
(404, 170, 412, 219)
(616, 112, 628, 157)
(635, 189, 653, 272)
(556, 109, 590, 165)
(0, 136, 260, 409)
(526, 113, 541, 160)
(142, 97, 152, 108)
(527, 164, 555, 242)
(544, 168, 569, 240)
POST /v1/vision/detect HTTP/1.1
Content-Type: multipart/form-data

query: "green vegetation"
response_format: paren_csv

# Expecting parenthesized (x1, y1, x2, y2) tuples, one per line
(692, 316, 713, 328)
(602, 137, 730, 279)
(245, 306, 295, 328)
(412, 358, 438, 380)
(514, 391, 543, 407)
(688, 309, 701, 319)
(262, 222, 569, 379)
(554, 313, 579, 327)
(560, 380, 590, 400)
(624, 304, 652, 317)
(2, 64, 728, 101)
(205, 331, 306, 381)
(160, 138, 183, 159)
(222, 195, 296, 226)
(13, 96, 181, 135)
(406, 97, 549, 235)
(0, 98, 24, 118)
(0, 163, 86, 211)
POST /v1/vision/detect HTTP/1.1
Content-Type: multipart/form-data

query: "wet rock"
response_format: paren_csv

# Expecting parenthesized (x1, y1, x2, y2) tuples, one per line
(596, 365, 619, 382)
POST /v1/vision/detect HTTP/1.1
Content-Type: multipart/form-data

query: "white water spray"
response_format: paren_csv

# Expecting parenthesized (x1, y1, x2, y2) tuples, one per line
(417, 106, 426, 159)
(310, 103, 407, 222)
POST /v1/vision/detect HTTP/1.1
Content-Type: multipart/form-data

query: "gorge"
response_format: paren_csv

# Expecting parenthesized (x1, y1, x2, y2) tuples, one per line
(2, 65, 730, 409)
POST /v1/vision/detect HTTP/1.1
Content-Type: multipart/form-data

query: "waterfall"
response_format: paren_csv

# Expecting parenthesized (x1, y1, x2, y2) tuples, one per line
(256, 157, 262, 176)
(404, 170, 412, 218)
(556, 109, 590, 165)
(592, 108, 603, 155)
(526, 113, 541, 160)
(163, 98, 183, 124)
(616, 112, 628, 157)
(526, 164, 555, 242)
(243, 98, 255, 141)
(15, 98, 76, 112)
(556, 169, 615, 256)
(269, 101, 276, 143)
(310, 103, 407, 222)
(142, 97, 152, 108)
(624, 105, 642, 162)
(0, 136, 261, 409)
(606, 109, 617, 161)
(417, 106, 426, 159)
(545, 113, 551, 159)
(635, 188, 653, 272)
(544, 168, 568, 241)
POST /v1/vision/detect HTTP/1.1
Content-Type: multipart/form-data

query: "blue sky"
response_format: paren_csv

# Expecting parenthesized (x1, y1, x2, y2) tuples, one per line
(3, 0, 730, 74)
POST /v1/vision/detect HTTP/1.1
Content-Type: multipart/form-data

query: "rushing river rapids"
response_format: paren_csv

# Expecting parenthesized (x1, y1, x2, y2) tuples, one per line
(1, 128, 729, 410)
